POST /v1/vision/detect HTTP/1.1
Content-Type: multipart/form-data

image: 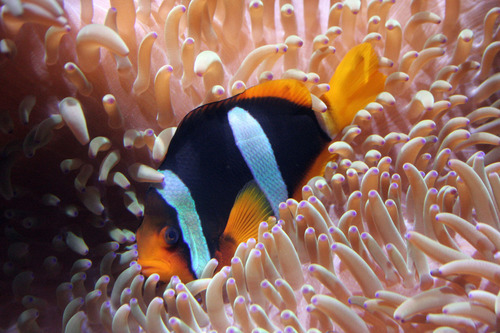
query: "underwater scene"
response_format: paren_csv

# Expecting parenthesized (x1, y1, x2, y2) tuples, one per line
(1, 0, 500, 332)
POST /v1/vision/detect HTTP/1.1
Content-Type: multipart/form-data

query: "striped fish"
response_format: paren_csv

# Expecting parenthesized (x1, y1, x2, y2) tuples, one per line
(136, 43, 386, 282)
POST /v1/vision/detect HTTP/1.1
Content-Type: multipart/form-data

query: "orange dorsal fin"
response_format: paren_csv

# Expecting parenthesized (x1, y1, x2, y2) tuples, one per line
(236, 79, 312, 108)
(320, 43, 387, 137)
(217, 181, 273, 264)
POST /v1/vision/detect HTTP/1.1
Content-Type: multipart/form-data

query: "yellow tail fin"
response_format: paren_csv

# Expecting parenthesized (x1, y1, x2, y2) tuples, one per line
(320, 43, 387, 137)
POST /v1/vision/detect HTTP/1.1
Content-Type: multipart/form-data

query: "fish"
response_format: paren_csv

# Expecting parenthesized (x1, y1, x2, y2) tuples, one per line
(136, 43, 386, 282)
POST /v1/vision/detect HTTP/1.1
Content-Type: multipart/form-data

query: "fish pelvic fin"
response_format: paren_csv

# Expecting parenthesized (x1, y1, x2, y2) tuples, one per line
(217, 181, 274, 265)
(320, 43, 387, 137)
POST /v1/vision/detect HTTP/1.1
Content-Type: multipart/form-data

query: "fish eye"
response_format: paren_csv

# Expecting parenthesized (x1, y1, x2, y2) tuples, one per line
(164, 226, 180, 245)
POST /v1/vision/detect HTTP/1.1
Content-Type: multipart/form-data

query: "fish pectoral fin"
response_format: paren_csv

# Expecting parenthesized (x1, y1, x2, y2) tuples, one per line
(220, 181, 274, 250)
(217, 181, 273, 266)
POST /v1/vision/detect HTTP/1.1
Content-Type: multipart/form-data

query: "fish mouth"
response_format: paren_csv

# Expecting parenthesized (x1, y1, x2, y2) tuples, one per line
(138, 263, 162, 277)
(137, 258, 195, 282)
(137, 258, 170, 275)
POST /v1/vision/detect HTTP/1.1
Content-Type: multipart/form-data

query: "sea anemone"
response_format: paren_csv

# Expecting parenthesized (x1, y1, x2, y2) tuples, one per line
(1, 0, 500, 332)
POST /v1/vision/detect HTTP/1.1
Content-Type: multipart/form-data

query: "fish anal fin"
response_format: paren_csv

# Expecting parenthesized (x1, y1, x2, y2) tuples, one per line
(292, 142, 337, 200)
(217, 181, 273, 265)
(237, 79, 312, 109)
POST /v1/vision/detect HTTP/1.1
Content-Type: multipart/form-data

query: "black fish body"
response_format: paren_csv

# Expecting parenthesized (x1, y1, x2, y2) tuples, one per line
(160, 85, 331, 248)
(136, 43, 386, 282)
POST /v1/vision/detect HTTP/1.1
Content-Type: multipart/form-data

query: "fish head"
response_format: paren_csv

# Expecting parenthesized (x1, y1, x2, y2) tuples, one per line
(136, 188, 196, 283)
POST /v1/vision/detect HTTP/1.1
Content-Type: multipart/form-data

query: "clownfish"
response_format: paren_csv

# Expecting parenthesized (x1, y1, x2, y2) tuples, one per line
(136, 43, 386, 282)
